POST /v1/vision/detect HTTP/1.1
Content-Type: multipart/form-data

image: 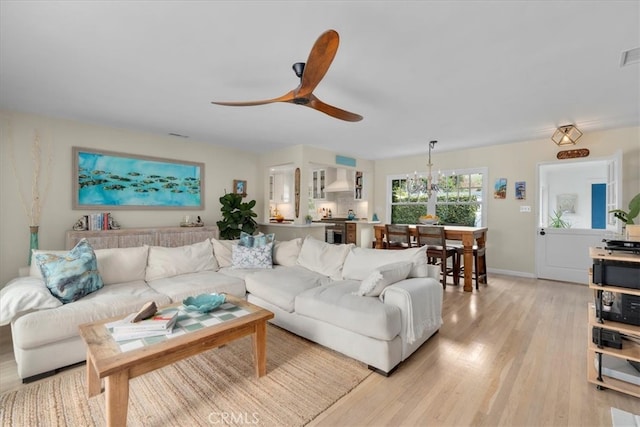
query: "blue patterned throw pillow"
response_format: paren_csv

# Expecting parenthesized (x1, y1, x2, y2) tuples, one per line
(239, 231, 275, 248)
(232, 242, 274, 269)
(35, 238, 104, 303)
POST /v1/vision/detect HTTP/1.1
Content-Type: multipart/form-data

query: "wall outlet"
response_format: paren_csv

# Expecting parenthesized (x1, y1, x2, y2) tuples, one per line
(520, 206, 531, 213)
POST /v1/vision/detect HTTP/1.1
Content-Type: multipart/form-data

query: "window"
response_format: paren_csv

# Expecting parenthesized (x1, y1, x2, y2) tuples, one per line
(387, 167, 487, 226)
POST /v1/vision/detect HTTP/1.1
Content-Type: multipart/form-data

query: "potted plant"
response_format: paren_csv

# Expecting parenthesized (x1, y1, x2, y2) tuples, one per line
(549, 210, 570, 228)
(609, 193, 640, 225)
(610, 192, 640, 239)
(216, 192, 258, 240)
(304, 214, 313, 224)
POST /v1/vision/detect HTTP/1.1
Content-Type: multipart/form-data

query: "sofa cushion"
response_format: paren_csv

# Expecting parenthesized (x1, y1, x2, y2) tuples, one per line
(354, 261, 413, 297)
(273, 238, 302, 266)
(145, 239, 217, 281)
(296, 236, 353, 280)
(146, 270, 246, 302)
(94, 246, 149, 285)
(34, 239, 104, 304)
(244, 266, 331, 313)
(0, 277, 62, 326)
(295, 281, 402, 341)
(232, 242, 273, 269)
(211, 238, 239, 268)
(341, 246, 430, 280)
(11, 280, 171, 350)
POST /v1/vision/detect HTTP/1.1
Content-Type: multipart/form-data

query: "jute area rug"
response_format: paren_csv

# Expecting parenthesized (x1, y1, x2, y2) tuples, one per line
(0, 325, 372, 426)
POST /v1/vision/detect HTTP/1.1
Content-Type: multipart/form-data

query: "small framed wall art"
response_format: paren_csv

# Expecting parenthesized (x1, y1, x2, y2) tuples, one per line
(233, 179, 247, 197)
(515, 181, 526, 200)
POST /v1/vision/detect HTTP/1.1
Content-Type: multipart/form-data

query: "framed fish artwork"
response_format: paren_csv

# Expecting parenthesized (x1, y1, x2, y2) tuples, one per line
(72, 147, 204, 210)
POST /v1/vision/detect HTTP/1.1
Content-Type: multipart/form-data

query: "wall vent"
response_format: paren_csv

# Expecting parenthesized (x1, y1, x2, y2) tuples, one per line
(620, 47, 640, 67)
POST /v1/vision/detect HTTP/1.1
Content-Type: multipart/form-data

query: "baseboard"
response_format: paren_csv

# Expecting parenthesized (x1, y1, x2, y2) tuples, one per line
(487, 268, 535, 278)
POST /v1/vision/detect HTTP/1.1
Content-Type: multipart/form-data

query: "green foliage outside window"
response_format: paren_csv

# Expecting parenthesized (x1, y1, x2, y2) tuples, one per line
(390, 174, 481, 225)
(436, 195, 479, 226)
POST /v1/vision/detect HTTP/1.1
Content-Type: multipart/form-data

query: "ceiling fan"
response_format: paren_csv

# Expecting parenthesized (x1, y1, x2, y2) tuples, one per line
(211, 29, 363, 122)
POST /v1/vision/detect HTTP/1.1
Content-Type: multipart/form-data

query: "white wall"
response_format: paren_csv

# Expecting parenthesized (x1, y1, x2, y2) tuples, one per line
(373, 126, 640, 276)
(0, 110, 260, 286)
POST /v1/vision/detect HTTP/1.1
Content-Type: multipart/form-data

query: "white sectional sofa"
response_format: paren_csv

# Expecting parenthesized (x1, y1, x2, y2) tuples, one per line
(0, 234, 443, 381)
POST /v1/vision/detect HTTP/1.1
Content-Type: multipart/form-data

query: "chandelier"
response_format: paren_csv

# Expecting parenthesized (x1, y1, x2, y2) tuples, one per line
(406, 140, 440, 200)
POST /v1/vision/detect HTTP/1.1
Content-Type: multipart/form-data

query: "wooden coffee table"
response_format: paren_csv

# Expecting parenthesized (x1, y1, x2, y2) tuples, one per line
(78, 295, 274, 427)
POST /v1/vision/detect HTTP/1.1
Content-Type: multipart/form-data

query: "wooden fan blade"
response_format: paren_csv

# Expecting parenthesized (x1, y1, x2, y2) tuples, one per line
(211, 91, 295, 107)
(298, 30, 339, 97)
(306, 94, 363, 122)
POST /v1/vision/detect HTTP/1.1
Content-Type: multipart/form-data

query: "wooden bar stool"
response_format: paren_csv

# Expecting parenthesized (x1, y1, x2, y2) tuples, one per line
(415, 225, 459, 288)
(384, 224, 412, 249)
(454, 245, 487, 290)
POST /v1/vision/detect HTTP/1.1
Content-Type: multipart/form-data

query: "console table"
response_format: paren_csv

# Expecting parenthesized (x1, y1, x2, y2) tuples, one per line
(66, 226, 218, 250)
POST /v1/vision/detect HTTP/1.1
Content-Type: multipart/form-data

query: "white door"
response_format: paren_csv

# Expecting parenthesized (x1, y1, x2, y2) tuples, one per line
(535, 152, 621, 283)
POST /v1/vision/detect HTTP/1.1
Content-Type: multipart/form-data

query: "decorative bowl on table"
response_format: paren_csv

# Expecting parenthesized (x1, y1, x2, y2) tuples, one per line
(418, 215, 439, 225)
(182, 293, 226, 313)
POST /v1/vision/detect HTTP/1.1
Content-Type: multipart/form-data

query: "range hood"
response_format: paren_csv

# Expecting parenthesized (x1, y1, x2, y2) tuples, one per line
(324, 168, 354, 193)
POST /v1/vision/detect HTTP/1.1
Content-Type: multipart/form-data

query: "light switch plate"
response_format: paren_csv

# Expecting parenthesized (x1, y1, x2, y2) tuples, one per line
(520, 206, 531, 212)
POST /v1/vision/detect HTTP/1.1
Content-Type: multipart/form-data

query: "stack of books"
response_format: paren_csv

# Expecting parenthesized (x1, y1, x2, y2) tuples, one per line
(111, 309, 179, 341)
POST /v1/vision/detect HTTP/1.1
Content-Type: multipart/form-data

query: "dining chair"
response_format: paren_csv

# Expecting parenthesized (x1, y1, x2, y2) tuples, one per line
(384, 224, 412, 250)
(454, 245, 487, 290)
(415, 225, 459, 288)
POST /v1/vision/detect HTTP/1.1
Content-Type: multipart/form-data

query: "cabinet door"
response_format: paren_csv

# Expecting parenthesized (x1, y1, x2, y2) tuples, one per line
(355, 171, 363, 200)
(346, 223, 357, 244)
(269, 175, 274, 201)
(273, 173, 291, 203)
(312, 169, 326, 199)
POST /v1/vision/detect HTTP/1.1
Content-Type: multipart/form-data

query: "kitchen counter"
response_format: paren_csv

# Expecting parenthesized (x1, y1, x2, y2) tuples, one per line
(260, 222, 327, 227)
(258, 221, 327, 242)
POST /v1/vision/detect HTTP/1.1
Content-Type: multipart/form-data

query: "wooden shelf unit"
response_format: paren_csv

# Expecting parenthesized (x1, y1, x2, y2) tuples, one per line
(587, 247, 640, 398)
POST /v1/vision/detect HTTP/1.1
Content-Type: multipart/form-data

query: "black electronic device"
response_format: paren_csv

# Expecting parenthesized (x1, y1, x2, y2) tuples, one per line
(592, 258, 640, 290)
(604, 239, 640, 254)
(592, 326, 622, 349)
(595, 293, 640, 326)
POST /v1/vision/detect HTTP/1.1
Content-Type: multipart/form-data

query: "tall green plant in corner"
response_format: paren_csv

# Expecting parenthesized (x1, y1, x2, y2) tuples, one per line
(216, 193, 258, 240)
(609, 193, 640, 225)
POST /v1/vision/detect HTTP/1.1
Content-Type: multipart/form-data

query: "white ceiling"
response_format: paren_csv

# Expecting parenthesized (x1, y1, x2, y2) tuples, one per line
(1, 1, 638, 160)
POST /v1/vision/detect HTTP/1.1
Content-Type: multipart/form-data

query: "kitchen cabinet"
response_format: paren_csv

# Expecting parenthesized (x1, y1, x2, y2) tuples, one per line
(355, 171, 363, 200)
(312, 169, 326, 199)
(345, 223, 357, 244)
(269, 175, 274, 201)
(273, 172, 292, 203)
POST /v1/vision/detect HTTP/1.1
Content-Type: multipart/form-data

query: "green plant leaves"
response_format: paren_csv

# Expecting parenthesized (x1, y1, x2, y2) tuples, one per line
(216, 193, 258, 239)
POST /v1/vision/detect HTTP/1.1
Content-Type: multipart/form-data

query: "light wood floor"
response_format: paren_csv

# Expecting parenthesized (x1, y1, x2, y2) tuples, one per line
(1, 275, 638, 426)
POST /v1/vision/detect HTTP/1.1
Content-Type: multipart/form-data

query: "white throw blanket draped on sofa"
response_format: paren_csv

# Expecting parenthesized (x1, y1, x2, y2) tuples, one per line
(380, 280, 441, 345)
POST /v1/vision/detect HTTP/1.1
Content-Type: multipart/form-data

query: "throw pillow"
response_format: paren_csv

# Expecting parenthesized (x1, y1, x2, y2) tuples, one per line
(211, 238, 239, 268)
(145, 239, 217, 282)
(29, 249, 67, 278)
(95, 246, 149, 285)
(296, 236, 353, 280)
(353, 261, 413, 297)
(35, 238, 104, 304)
(232, 242, 274, 269)
(239, 231, 275, 248)
(273, 238, 303, 266)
